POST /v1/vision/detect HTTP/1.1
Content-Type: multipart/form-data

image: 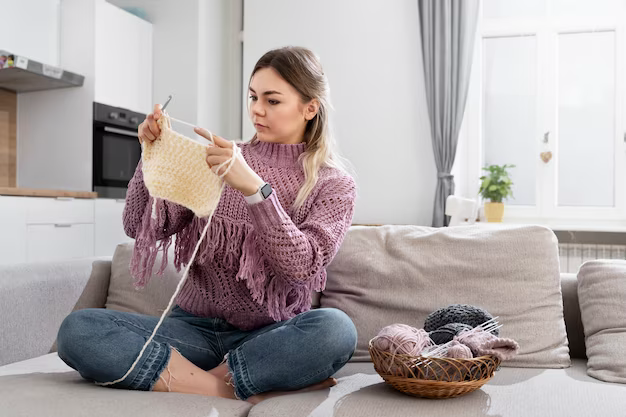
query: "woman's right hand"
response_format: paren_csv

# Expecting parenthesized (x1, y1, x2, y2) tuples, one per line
(138, 104, 163, 144)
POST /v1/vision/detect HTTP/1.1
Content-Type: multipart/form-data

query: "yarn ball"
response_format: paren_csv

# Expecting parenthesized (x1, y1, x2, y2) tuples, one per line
(424, 304, 499, 337)
(446, 341, 474, 359)
(429, 322, 473, 345)
(371, 324, 434, 375)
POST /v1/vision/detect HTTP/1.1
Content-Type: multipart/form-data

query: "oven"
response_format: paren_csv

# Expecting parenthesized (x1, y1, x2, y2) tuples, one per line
(93, 102, 144, 198)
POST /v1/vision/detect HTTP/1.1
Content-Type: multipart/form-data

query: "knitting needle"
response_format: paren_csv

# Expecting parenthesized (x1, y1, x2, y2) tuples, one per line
(419, 318, 502, 360)
(160, 94, 196, 127)
(159, 95, 206, 130)
(158, 95, 222, 147)
(161, 94, 173, 111)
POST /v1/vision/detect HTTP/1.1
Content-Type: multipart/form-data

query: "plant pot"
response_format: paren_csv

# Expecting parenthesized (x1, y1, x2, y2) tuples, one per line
(484, 202, 504, 223)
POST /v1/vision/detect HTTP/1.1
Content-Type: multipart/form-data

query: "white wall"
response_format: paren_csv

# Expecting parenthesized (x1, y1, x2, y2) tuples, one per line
(197, 0, 243, 140)
(243, 0, 436, 225)
(16, 0, 96, 191)
(0, 0, 61, 66)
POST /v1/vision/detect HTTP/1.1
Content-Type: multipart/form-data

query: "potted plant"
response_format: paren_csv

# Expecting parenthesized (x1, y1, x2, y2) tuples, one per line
(478, 164, 515, 222)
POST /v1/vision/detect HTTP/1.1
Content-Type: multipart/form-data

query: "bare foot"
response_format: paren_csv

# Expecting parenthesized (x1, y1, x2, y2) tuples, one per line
(246, 377, 338, 405)
(152, 348, 236, 400)
(152, 348, 336, 404)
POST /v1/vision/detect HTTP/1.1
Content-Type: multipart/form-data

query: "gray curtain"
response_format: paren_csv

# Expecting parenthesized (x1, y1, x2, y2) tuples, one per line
(418, 0, 479, 227)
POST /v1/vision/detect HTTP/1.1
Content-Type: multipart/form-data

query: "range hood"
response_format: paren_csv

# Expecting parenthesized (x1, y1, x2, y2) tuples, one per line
(0, 50, 84, 93)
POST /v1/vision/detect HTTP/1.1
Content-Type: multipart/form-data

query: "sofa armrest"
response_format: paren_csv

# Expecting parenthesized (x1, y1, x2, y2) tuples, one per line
(561, 272, 587, 360)
(0, 257, 111, 366)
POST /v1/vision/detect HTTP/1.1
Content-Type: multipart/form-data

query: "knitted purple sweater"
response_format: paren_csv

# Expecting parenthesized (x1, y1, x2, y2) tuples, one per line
(123, 140, 356, 331)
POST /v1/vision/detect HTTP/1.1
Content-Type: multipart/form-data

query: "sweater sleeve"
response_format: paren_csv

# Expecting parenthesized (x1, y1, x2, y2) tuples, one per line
(123, 160, 194, 240)
(246, 175, 356, 288)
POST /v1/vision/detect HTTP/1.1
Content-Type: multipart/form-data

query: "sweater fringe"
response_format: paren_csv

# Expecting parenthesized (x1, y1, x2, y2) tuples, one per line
(130, 197, 172, 289)
(236, 228, 322, 321)
(173, 215, 246, 271)
(129, 199, 318, 320)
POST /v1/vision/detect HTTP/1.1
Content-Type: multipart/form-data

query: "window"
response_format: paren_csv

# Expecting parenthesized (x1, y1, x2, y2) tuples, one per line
(462, 0, 626, 228)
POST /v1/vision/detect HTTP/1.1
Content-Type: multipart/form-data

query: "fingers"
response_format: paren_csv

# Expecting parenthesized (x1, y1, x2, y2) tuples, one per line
(139, 121, 155, 143)
(153, 103, 162, 119)
(139, 104, 164, 144)
(194, 127, 214, 142)
(206, 152, 232, 171)
(194, 127, 231, 148)
(146, 113, 160, 137)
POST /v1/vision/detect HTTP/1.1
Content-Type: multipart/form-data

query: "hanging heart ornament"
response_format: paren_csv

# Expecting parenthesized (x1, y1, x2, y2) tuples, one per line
(540, 151, 552, 163)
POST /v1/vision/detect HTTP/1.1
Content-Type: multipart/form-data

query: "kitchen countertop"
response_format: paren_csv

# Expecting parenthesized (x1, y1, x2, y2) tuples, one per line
(0, 187, 97, 199)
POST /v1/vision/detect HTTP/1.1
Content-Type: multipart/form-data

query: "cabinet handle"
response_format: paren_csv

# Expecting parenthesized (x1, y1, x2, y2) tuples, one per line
(54, 223, 72, 228)
(56, 197, 75, 201)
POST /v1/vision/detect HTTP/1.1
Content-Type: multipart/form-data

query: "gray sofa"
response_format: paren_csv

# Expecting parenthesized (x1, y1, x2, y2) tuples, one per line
(1, 224, 625, 417)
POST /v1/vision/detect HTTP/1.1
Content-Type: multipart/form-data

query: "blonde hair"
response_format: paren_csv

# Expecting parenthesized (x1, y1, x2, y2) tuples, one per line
(248, 46, 355, 209)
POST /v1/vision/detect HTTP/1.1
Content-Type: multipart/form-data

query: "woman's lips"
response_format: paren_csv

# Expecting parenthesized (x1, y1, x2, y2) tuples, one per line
(255, 123, 267, 129)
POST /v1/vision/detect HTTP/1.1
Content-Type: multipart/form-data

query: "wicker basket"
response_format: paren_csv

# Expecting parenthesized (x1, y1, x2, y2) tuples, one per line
(368, 339, 501, 399)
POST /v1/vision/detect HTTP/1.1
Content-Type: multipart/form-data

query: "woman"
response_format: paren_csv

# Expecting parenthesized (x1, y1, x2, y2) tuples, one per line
(57, 46, 357, 404)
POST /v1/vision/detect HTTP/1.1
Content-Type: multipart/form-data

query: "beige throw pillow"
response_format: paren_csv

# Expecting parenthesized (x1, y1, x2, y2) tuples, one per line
(321, 224, 571, 368)
(578, 260, 626, 383)
(105, 243, 181, 316)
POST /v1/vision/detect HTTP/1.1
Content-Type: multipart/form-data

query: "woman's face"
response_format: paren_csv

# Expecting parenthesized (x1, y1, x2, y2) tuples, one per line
(248, 67, 318, 144)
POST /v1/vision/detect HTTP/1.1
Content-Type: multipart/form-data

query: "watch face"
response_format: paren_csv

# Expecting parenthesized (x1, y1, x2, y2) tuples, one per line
(260, 183, 272, 198)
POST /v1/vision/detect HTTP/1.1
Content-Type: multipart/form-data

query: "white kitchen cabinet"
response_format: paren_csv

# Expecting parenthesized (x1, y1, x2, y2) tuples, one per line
(1, 0, 61, 67)
(26, 223, 94, 263)
(25, 196, 94, 225)
(23, 197, 95, 263)
(95, 198, 133, 257)
(94, 1, 153, 114)
(0, 197, 28, 265)
(0, 196, 95, 264)
(1, 196, 136, 263)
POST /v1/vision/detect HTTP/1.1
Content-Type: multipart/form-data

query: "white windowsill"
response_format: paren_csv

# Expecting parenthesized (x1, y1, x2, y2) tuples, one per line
(500, 219, 626, 233)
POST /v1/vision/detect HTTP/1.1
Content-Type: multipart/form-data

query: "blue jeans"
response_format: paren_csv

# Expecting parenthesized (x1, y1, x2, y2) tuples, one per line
(56, 305, 357, 400)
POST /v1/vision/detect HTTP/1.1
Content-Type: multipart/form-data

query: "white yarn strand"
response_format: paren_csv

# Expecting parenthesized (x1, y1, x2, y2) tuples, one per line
(96, 130, 239, 388)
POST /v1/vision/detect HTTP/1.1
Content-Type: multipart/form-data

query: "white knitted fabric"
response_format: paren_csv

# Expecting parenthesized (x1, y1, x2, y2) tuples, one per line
(140, 113, 223, 218)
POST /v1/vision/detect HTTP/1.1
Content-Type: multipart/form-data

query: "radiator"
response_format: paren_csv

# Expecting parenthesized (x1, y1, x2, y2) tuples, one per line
(559, 243, 626, 274)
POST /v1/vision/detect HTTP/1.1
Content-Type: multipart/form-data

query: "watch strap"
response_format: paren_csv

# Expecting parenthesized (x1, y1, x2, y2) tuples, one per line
(244, 183, 271, 204)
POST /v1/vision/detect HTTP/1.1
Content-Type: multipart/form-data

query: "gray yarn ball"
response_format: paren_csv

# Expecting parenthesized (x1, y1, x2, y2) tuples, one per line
(424, 304, 499, 337)
(428, 323, 472, 345)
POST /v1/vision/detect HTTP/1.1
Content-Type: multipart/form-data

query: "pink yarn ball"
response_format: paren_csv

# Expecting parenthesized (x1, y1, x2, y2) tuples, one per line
(446, 341, 473, 359)
(372, 324, 434, 375)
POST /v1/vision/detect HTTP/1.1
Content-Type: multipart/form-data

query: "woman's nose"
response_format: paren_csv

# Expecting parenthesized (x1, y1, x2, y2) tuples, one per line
(250, 101, 265, 116)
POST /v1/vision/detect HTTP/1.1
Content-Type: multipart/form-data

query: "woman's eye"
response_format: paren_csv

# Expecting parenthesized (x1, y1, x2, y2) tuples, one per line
(249, 95, 278, 105)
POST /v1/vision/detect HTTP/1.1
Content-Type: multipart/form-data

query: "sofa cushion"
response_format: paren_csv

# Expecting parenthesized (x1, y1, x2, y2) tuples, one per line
(247, 359, 626, 417)
(578, 260, 626, 383)
(321, 224, 571, 368)
(561, 273, 587, 359)
(0, 258, 104, 366)
(105, 243, 181, 316)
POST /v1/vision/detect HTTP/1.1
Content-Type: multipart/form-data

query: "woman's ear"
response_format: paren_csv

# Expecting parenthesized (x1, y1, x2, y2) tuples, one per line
(304, 99, 320, 121)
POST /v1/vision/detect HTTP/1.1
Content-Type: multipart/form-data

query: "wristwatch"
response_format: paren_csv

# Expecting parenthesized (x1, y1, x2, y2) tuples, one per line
(244, 182, 273, 204)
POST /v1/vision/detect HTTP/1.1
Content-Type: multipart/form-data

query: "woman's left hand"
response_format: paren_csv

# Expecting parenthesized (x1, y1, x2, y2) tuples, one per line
(195, 127, 265, 196)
